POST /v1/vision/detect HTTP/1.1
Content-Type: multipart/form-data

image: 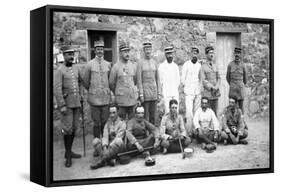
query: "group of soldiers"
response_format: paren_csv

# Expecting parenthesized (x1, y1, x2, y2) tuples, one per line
(54, 39, 248, 169)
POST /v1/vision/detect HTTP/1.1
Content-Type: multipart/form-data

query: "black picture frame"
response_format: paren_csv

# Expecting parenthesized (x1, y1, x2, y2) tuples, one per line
(30, 4, 274, 187)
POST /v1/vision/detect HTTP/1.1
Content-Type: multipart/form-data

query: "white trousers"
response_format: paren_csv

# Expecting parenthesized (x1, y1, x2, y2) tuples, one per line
(185, 94, 201, 129)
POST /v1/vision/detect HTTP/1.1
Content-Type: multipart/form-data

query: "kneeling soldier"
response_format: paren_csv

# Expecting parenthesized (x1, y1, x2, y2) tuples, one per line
(193, 97, 220, 153)
(126, 105, 160, 162)
(54, 45, 83, 168)
(220, 96, 248, 145)
(160, 99, 191, 154)
(90, 104, 126, 169)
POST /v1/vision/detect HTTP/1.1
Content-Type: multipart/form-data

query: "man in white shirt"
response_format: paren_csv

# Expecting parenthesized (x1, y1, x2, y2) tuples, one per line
(193, 97, 220, 153)
(158, 45, 180, 114)
(181, 47, 202, 129)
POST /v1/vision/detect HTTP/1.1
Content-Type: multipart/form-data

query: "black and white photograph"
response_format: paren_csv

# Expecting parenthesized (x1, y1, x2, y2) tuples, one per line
(50, 8, 272, 182)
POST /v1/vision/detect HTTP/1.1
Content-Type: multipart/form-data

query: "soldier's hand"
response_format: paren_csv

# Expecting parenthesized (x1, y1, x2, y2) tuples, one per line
(135, 142, 144, 152)
(180, 135, 185, 140)
(214, 131, 219, 141)
(238, 130, 244, 136)
(60, 106, 67, 115)
(154, 139, 160, 149)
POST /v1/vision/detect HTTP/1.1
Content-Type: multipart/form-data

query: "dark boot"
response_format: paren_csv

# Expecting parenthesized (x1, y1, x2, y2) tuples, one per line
(90, 159, 105, 170)
(64, 133, 81, 159)
(64, 135, 72, 168)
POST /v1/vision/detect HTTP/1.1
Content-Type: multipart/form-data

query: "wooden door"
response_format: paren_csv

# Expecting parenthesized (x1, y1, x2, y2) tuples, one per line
(216, 33, 241, 115)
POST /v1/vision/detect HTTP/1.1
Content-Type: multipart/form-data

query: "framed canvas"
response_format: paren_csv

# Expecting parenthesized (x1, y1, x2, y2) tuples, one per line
(30, 5, 274, 187)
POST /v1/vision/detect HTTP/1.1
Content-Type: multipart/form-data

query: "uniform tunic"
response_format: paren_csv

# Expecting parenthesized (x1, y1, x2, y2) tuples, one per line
(126, 118, 159, 145)
(226, 61, 247, 100)
(201, 61, 221, 100)
(83, 57, 111, 106)
(137, 58, 160, 101)
(109, 61, 138, 107)
(160, 113, 186, 140)
(54, 64, 83, 134)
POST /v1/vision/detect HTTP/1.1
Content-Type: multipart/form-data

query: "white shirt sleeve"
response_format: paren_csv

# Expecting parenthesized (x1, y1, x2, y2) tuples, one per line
(210, 109, 220, 131)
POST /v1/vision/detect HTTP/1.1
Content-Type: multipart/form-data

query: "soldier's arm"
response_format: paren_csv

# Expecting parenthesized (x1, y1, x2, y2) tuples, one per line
(243, 65, 248, 85)
(211, 110, 220, 131)
(216, 70, 221, 89)
(102, 122, 109, 147)
(160, 115, 170, 140)
(193, 110, 201, 130)
(221, 109, 230, 131)
(155, 62, 161, 99)
(116, 121, 126, 140)
(237, 109, 245, 131)
(109, 65, 117, 92)
(179, 116, 187, 137)
(125, 120, 138, 145)
(202, 66, 214, 90)
(54, 68, 66, 108)
(136, 62, 144, 98)
(144, 120, 159, 138)
(226, 64, 231, 84)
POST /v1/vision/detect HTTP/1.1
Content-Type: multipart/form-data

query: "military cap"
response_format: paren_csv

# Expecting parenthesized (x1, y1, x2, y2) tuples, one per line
(94, 40, 104, 47)
(191, 47, 199, 53)
(60, 45, 75, 53)
(164, 45, 174, 53)
(205, 46, 214, 54)
(119, 42, 130, 51)
(234, 47, 242, 53)
(143, 41, 152, 48)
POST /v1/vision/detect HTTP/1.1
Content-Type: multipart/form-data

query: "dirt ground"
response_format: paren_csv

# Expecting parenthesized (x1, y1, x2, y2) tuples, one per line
(53, 118, 270, 181)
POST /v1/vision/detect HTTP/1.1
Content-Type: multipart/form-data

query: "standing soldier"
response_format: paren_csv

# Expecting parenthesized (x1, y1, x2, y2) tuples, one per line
(201, 46, 221, 116)
(158, 45, 180, 114)
(137, 41, 160, 124)
(109, 42, 138, 120)
(83, 40, 111, 153)
(226, 47, 247, 113)
(181, 47, 202, 128)
(54, 45, 83, 168)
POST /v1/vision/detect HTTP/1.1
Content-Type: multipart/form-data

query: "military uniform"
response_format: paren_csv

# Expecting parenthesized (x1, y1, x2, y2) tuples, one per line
(54, 46, 83, 167)
(55, 64, 82, 134)
(201, 61, 221, 115)
(83, 55, 111, 138)
(126, 118, 159, 153)
(226, 61, 247, 113)
(220, 105, 248, 144)
(91, 117, 126, 168)
(160, 113, 191, 153)
(109, 60, 138, 120)
(137, 52, 160, 124)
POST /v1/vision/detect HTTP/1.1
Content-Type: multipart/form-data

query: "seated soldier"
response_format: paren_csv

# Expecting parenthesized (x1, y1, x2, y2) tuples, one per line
(220, 96, 248, 145)
(160, 99, 191, 154)
(126, 105, 160, 162)
(90, 104, 126, 169)
(193, 97, 220, 153)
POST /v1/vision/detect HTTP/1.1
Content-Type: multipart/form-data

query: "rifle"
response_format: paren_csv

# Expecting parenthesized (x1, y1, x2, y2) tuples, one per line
(80, 99, 86, 157)
(117, 146, 154, 157)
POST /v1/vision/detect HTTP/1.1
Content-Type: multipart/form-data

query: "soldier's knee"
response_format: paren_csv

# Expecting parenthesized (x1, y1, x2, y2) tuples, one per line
(92, 138, 101, 147)
(183, 136, 191, 146)
(111, 138, 124, 147)
(220, 131, 228, 140)
(161, 139, 170, 148)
